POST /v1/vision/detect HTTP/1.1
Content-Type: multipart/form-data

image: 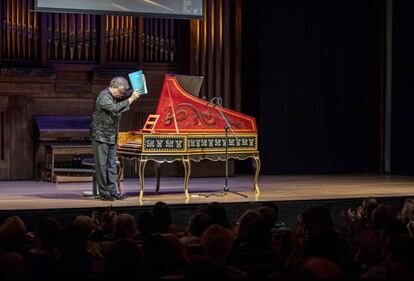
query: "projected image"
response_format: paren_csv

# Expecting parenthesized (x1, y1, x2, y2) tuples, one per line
(35, 0, 203, 18)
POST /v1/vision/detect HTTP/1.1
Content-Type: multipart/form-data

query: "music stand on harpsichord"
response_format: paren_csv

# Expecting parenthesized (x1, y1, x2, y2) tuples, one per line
(200, 97, 248, 199)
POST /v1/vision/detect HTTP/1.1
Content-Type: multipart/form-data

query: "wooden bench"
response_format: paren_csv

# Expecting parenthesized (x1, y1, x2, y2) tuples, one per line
(43, 145, 93, 183)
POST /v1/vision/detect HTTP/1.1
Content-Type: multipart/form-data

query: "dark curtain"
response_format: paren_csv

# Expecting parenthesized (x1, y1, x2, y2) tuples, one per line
(391, 0, 414, 175)
(241, 0, 385, 174)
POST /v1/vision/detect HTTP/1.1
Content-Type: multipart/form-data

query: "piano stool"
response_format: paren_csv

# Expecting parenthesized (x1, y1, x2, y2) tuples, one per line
(81, 158, 122, 197)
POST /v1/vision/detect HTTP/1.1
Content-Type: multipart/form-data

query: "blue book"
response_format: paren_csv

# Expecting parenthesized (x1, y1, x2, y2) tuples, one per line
(128, 70, 148, 94)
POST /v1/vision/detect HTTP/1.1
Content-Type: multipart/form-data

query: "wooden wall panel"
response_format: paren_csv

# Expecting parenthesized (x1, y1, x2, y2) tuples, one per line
(0, 97, 10, 179)
(0, 82, 53, 96)
(54, 84, 91, 96)
(9, 95, 33, 179)
(32, 98, 94, 116)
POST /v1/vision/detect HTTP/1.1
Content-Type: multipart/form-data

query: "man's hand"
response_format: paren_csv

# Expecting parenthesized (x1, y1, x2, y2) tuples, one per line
(128, 90, 141, 104)
(132, 90, 141, 100)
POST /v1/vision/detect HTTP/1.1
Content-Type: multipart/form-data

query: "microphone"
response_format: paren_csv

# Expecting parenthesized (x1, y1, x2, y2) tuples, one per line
(204, 97, 218, 109)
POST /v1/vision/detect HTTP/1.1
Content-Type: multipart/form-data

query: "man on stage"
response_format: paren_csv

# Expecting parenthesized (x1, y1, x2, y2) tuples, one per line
(90, 76, 141, 201)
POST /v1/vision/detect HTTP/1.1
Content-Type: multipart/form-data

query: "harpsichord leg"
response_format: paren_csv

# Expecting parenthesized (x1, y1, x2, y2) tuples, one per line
(252, 154, 261, 194)
(155, 162, 161, 193)
(182, 156, 191, 199)
(138, 157, 148, 200)
(116, 157, 125, 194)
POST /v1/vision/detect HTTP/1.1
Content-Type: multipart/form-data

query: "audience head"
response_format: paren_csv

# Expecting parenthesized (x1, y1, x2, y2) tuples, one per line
(0, 215, 27, 252)
(104, 239, 145, 279)
(261, 202, 280, 218)
(113, 213, 137, 240)
(234, 209, 261, 243)
(201, 224, 234, 264)
(36, 214, 60, 253)
(380, 233, 414, 278)
(400, 198, 414, 221)
(137, 211, 155, 237)
(257, 205, 279, 231)
(362, 197, 379, 221)
(152, 201, 173, 234)
(381, 218, 409, 243)
(143, 233, 183, 278)
(246, 217, 272, 251)
(73, 215, 96, 240)
(300, 205, 334, 235)
(302, 224, 340, 260)
(57, 223, 88, 257)
(297, 206, 341, 261)
(188, 211, 210, 237)
(0, 251, 29, 279)
(371, 204, 393, 232)
(385, 233, 414, 264)
(205, 202, 230, 229)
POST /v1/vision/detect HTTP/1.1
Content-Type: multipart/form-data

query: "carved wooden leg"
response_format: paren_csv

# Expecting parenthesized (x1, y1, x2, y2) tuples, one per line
(252, 155, 261, 193)
(138, 157, 148, 200)
(182, 156, 191, 198)
(116, 157, 124, 194)
(155, 162, 161, 193)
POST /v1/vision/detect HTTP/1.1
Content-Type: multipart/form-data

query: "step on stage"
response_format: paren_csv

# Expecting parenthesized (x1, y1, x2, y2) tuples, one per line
(1, 174, 414, 229)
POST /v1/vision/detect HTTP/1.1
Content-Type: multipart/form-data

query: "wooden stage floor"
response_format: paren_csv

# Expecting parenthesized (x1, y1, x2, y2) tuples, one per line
(0, 173, 414, 211)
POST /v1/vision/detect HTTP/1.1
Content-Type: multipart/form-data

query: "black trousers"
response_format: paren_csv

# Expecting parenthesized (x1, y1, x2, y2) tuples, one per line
(92, 140, 118, 197)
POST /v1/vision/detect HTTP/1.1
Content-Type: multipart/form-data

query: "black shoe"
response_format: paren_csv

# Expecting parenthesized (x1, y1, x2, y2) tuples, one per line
(96, 195, 115, 201)
(113, 193, 126, 200)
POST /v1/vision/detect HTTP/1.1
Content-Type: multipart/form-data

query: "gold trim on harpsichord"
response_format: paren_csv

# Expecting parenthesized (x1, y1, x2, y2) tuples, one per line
(141, 134, 187, 153)
(138, 133, 257, 153)
(187, 134, 258, 153)
(187, 152, 260, 162)
(119, 132, 258, 153)
(139, 155, 186, 163)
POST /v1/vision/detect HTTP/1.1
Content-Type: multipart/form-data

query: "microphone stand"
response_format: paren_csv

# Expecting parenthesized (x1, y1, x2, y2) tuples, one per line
(202, 99, 247, 198)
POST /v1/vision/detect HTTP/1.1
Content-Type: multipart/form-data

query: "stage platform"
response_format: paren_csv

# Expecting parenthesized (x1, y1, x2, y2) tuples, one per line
(1, 174, 413, 230)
